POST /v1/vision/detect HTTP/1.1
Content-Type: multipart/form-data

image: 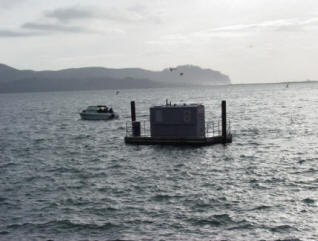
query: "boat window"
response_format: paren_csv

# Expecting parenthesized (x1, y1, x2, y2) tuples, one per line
(87, 106, 99, 111)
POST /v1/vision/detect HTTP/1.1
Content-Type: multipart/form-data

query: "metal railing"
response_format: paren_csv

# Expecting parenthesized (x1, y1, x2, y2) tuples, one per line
(126, 119, 231, 137)
(205, 119, 231, 137)
(125, 120, 150, 137)
(206, 121, 219, 137)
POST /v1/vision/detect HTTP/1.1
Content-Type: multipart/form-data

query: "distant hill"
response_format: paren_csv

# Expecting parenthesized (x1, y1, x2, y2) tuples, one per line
(0, 63, 231, 93)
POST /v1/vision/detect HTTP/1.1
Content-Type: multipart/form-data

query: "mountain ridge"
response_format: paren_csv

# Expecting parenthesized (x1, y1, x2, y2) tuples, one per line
(0, 63, 231, 93)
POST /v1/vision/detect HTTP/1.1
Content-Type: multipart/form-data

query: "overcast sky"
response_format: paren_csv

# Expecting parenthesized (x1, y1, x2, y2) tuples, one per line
(1, 0, 318, 83)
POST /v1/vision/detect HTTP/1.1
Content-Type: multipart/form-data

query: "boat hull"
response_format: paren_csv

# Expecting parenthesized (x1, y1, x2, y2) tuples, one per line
(80, 112, 119, 120)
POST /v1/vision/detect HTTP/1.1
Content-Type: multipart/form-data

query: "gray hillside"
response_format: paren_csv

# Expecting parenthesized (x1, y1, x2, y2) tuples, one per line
(0, 64, 231, 93)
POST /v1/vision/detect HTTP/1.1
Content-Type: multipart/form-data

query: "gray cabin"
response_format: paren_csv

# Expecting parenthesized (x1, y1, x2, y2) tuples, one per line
(150, 104, 205, 138)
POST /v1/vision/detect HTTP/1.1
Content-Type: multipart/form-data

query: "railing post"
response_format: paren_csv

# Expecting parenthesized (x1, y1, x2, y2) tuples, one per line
(212, 122, 214, 136)
(130, 101, 136, 122)
(130, 101, 140, 137)
(222, 100, 227, 143)
(218, 120, 220, 135)
(144, 120, 146, 136)
(206, 123, 209, 136)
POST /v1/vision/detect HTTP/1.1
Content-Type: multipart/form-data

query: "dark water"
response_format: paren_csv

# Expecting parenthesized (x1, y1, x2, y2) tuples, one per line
(0, 83, 317, 241)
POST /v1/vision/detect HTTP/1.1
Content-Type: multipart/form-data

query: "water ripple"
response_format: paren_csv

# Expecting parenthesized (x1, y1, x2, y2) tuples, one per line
(0, 85, 318, 240)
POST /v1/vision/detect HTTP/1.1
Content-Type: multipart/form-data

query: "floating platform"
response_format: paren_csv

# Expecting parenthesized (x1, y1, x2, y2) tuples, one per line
(125, 134, 232, 146)
(124, 100, 233, 146)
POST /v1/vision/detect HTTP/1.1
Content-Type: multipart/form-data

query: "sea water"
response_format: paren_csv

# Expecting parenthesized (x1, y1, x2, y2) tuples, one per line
(0, 83, 317, 240)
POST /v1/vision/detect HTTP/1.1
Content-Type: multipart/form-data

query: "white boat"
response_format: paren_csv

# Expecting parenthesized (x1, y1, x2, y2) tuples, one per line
(80, 105, 119, 120)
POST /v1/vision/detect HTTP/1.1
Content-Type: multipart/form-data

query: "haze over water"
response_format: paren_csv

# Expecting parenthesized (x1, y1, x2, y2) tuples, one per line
(0, 83, 317, 240)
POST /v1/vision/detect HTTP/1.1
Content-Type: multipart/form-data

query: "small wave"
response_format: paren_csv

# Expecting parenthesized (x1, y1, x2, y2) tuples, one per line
(213, 214, 233, 222)
(23, 176, 40, 182)
(0, 162, 17, 168)
(249, 178, 257, 183)
(239, 128, 260, 135)
(97, 187, 109, 192)
(137, 114, 149, 118)
(173, 163, 185, 168)
(264, 177, 286, 184)
(303, 168, 317, 174)
(72, 134, 92, 140)
(298, 159, 306, 164)
(110, 163, 123, 169)
(250, 205, 272, 211)
(60, 197, 91, 206)
(152, 194, 177, 201)
(297, 157, 318, 164)
(227, 222, 254, 230)
(270, 224, 296, 233)
(302, 198, 315, 204)
(273, 239, 301, 241)
(191, 218, 221, 227)
(189, 214, 237, 227)
(7, 220, 118, 231)
(239, 154, 254, 159)
(33, 138, 45, 143)
(48, 167, 82, 174)
(85, 206, 119, 215)
(192, 198, 221, 209)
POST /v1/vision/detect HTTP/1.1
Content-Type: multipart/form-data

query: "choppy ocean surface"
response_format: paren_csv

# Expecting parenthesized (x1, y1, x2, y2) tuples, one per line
(0, 83, 317, 241)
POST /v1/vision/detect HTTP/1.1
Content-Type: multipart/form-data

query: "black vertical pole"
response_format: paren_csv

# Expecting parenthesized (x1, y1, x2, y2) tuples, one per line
(222, 100, 227, 143)
(131, 101, 136, 122)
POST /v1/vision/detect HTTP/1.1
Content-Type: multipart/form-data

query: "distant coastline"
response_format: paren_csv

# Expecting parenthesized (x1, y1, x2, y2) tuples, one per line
(231, 80, 318, 86)
(278, 80, 318, 84)
(0, 63, 231, 93)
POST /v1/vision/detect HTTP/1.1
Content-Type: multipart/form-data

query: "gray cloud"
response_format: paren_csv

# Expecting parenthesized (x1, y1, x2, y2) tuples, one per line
(209, 18, 318, 33)
(0, 0, 28, 9)
(0, 22, 90, 38)
(0, 29, 35, 37)
(22, 22, 88, 33)
(45, 6, 96, 22)
(45, 5, 161, 24)
(148, 17, 318, 46)
(127, 4, 162, 24)
(0, 4, 159, 38)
